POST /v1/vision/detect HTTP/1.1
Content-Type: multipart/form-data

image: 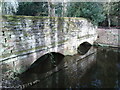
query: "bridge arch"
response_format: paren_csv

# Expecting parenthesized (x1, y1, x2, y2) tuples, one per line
(26, 52, 65, 73)
(77, 42, 92, 55)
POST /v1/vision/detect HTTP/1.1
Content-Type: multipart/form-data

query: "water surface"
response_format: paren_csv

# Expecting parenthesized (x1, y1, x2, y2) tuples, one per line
(1, 46, 120, 89)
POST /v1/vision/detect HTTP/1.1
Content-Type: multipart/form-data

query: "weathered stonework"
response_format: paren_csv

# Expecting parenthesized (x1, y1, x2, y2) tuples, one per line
(0, 15, 97, 73)
(95, 28, 120, 47)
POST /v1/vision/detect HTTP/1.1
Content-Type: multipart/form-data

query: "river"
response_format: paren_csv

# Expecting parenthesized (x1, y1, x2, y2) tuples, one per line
(1, 46, 120, 89)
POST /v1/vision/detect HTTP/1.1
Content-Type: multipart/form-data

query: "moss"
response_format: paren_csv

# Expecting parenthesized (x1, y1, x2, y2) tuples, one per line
(68, 21, 75, 26)
(2, 15, 87, 21)
(3, 15, 20, 22)
(58, 39, 68, 44)
(23, 33, 30, 37)
(1, 53, 12, 59)
(0, 40, 68, 59)
(52, 28, 57, 31)
(77, 34, 95, 39)
(57, 18, 64, 31)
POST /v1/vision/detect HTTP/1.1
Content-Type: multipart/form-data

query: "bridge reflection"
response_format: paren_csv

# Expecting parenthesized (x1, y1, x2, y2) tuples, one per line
(17, 46, 97, 88)
(26, 52, 65, 74)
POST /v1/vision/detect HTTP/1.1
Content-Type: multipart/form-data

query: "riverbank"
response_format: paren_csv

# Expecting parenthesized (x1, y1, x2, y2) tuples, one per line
(94, 28, 120, 48)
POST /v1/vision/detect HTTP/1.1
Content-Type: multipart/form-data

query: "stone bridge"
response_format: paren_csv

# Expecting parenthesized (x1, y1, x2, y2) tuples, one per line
(0, 15, 97, 73)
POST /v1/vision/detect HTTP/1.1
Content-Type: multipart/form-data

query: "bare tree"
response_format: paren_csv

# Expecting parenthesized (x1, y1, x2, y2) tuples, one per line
(48, 0, 56, 17)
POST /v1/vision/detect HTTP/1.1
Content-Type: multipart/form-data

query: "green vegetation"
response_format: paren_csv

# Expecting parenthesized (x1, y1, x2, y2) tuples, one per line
(67, 2, 105, 25)
(2, 1, 119, 27)
(16, 2, 48, 16)
(99, 2, 120, 27)
(15, 2, 65, 17)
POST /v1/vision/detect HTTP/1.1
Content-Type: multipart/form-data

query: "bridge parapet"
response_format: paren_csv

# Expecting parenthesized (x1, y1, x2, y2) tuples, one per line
(0, 15, 97, 73)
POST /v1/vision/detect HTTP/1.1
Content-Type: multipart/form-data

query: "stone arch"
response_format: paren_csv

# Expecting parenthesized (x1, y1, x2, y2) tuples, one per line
(77, 42, 92, 55)
(26, 52, 64, 74)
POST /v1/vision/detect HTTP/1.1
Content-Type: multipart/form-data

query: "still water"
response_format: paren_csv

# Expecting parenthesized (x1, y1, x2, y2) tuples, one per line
(2, 46, 120, 89)
(79, 47, 120, 88)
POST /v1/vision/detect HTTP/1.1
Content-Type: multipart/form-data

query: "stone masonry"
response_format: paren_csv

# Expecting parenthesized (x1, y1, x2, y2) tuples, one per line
(95, 28, 120, 47)
(0, 15, 97, 73)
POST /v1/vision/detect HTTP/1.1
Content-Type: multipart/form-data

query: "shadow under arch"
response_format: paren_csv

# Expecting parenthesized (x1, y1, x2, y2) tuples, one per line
(77, 42, 92, 55)
(25, 52, 65, 74)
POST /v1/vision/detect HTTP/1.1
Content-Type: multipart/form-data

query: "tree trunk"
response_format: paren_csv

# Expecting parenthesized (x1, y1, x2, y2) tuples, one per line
(48, 0, 55, 17)
(48, 0, 51, 17)
(107, 2, 111, 28)
(107, 13, 111, 28)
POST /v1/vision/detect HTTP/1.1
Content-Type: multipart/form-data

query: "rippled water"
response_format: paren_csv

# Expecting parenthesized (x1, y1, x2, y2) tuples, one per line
(1, 46, 120, 89)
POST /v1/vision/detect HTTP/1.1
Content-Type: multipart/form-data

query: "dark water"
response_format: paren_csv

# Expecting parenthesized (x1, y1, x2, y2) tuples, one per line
(79, 47, 120, 88)
(17, 46, 119, 89)
(2, 46, 120, 89)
